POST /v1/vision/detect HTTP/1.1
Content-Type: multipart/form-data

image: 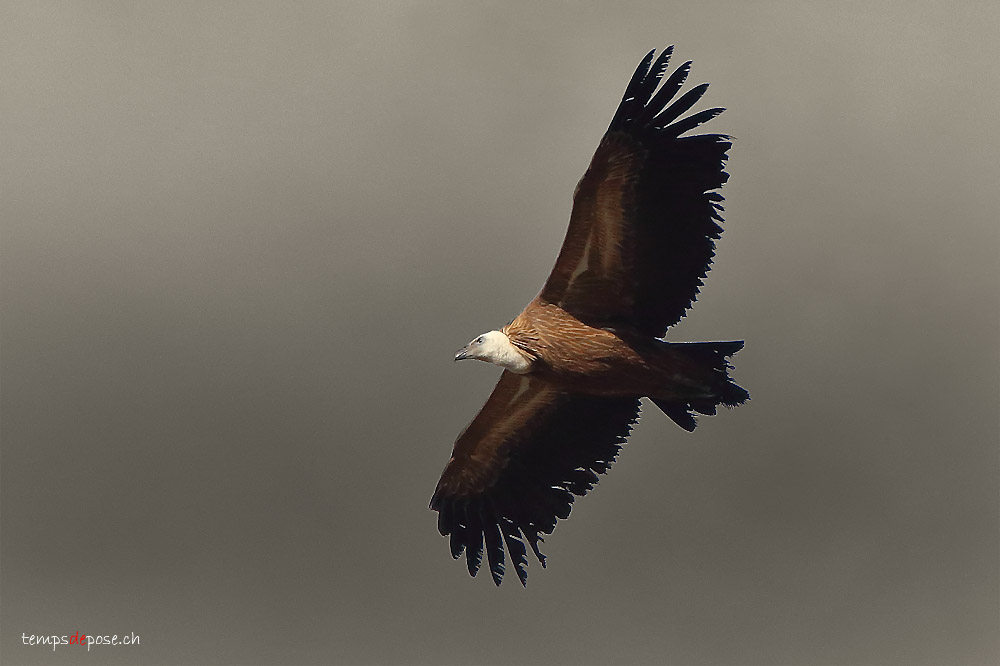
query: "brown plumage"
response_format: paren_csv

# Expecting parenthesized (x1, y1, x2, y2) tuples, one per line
(431, 47, 749, 586)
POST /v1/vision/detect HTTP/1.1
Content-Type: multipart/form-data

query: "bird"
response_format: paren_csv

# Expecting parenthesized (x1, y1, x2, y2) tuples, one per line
(430, 46, 748, 586)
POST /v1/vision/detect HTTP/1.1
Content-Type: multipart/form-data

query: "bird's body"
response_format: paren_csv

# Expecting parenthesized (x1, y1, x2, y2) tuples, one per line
(431, 46, 749, 586)
(501, 301, 740, 404)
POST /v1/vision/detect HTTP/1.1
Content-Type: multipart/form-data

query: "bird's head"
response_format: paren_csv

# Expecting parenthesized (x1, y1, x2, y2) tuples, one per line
(455, 330, 532, 373)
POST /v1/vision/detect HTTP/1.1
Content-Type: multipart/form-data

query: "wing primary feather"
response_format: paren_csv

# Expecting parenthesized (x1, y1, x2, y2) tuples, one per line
(481, 505, 506, 586)
(525, 530, 547, 568)
(652, 82, 710, 128)
(665, 107, 725, 137)
(637, 60, 691, 125)
(436, 498, 451, 536)
(464, 503, 485, 577)
(449, 529, 464, 559)
(629, 47, 674, 122)
(465, 539, 483, 577)
(500, 517, 529, 587)
(624, 49, 657, 99)
(608, 49, 657, 129)
(648, 45, 674, 82)
(448, 501, 467, 559)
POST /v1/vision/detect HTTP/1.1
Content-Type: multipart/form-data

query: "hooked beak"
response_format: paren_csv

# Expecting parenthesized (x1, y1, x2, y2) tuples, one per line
(454, 346, 470, 362)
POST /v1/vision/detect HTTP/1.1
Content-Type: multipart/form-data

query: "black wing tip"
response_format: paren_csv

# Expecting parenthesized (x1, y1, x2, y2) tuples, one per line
(432, 397, 640, 585)
(609, 48, 725, 139)
(645, 46, 676, 71)
(432, 506, 547, 586)
(610, 46, 674, 130)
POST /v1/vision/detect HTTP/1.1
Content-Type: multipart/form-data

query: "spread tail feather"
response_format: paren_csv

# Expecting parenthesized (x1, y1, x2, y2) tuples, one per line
(652, 340, 748, 431)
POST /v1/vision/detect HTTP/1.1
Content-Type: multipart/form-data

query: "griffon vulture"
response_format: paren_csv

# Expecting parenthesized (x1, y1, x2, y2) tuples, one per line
(431, 47, 749, 586)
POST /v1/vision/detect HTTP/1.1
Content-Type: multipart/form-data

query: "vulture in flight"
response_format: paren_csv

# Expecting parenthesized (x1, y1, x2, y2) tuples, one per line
(430, 47, 748, 586)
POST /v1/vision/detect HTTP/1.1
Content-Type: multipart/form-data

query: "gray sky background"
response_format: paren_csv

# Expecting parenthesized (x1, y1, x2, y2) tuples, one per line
(2, 2, 997, 665)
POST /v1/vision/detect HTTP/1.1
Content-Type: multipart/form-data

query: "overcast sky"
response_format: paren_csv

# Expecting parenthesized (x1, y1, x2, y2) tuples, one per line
(2, 2, 997, 665)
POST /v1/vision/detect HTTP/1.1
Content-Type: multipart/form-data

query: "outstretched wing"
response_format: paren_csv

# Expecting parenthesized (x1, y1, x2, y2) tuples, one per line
(430, 371, 640, 586)
(539, 47, 731, 336)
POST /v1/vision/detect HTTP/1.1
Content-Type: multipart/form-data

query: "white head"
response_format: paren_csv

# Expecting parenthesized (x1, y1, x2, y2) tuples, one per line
(454, 330, 533, 374)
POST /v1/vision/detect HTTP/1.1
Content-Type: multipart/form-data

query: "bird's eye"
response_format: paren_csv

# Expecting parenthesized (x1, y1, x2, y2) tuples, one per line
(476, 337, 484, 345)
